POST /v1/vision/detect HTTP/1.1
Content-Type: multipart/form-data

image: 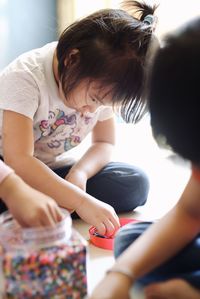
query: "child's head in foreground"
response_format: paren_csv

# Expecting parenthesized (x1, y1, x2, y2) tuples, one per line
(56, 1, 158, 123)
(149, 18, 200, 167)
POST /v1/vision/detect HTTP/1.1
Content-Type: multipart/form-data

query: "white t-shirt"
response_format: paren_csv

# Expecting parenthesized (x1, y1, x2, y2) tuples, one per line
(0, 42, 113, 168)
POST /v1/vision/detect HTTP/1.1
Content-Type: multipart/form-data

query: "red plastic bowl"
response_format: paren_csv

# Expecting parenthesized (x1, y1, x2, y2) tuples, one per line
(89, 218, 140, 250)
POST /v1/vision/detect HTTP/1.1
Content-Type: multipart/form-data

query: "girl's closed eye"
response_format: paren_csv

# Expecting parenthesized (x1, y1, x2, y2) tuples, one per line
(91, 98, 98, 103)
(89, 97, 101, 106)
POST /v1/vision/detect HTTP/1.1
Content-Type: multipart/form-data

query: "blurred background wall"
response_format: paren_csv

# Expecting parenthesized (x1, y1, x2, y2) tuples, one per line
(0, 0, 200, 70)
(0, 0, 57, 69)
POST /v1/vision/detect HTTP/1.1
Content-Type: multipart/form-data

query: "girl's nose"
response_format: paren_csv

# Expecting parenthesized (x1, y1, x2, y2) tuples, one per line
(88, 105, 99, 113)
(82, 105, 98, 114)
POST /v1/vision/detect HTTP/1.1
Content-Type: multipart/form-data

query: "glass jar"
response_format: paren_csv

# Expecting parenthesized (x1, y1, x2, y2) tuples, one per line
(0, 210, 87, 299)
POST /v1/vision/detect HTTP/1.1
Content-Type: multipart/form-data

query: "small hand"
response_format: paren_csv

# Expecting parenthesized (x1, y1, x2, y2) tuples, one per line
(1, 173, 64, 227)
(75, 195, 120, 235)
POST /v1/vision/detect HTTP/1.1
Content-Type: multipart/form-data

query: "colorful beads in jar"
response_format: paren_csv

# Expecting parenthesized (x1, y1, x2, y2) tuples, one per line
(0, 210, 87, 298)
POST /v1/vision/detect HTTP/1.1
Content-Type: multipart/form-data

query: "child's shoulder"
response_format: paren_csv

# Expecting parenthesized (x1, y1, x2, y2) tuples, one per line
(1, 42, 57, 77)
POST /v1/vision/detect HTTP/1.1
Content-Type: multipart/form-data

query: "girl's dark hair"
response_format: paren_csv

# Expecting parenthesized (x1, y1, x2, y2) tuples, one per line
(56, 1, 158, 123)
(149, 18, 200, 165)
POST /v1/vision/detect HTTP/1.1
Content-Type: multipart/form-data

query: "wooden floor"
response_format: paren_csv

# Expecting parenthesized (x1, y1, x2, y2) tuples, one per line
(71, 117, 191, 295)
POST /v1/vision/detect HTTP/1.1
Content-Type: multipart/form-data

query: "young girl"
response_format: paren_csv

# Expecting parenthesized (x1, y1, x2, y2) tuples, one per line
(0, 160, 63, 227)
(0, 1, 157, 235)
(90, 18, 200, 299)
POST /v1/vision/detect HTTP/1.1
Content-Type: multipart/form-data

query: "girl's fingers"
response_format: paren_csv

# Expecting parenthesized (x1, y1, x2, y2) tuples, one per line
(48, 203, 64, 223)
(96, 222, 107, 235)
(56, 209, 64, 221)
(103, 218, 115, 237)
(41, 212, 56, 227)
(38, 206, 57, 227)
(26, 215, 45, 228)
(16, 217, 30, 228)
(95, 210, 120, 236)
(111, 212, 120, 228)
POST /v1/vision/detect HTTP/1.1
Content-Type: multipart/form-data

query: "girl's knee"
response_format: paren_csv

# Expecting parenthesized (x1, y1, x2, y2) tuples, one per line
(114, 222, 152, 258)
(125, 170, 150, 209)
(135, 170, 150, 205)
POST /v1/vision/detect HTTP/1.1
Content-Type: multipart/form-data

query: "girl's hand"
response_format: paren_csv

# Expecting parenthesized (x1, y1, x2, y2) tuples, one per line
(65, 169, 87, 191)
(1, 173, 64, 227)
(89, 272, 132, 299)
(66, 168, 120, 235)
(75, 196, 120, 235)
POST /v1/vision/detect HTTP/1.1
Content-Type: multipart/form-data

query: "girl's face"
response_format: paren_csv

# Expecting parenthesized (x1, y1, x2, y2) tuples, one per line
(58, 80, 113, 116)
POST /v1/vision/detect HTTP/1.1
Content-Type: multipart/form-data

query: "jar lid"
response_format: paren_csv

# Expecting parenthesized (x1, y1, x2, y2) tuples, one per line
(0, 209, 72, 250)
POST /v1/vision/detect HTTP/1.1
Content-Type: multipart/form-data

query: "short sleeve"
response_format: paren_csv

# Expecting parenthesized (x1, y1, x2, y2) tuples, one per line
(0, 160, 14, 184)
(97, 107, 114, 121)
(0, 71, 40, 120)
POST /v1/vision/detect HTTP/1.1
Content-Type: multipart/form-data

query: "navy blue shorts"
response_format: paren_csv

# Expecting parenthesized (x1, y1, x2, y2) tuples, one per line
(114, 221, 200, 290)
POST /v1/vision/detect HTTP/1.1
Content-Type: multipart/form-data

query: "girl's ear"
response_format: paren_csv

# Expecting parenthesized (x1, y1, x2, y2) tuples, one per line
(64, 48, 80, 67)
